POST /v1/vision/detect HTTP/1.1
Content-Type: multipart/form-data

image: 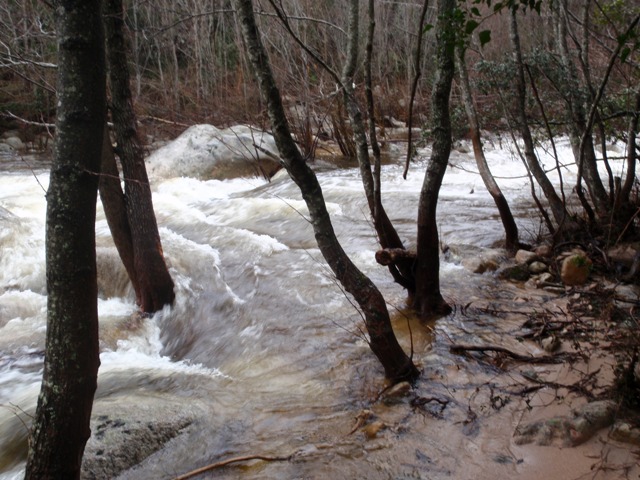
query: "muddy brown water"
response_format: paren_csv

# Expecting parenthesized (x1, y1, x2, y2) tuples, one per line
(0, 143, 638, 479)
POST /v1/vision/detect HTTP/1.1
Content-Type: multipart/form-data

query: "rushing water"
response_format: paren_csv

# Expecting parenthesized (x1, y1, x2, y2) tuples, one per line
(0, 137, 636, 479)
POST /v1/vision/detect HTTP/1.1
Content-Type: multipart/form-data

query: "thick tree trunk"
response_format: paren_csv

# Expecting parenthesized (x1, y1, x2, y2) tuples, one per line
(456, 46, 519, 252)
(508, 8, 574, 232)
(413, 0, 455, 319)
(25, 1, 105, 478)
(103, 0, 175, 313)
(234, 0, 418, 383)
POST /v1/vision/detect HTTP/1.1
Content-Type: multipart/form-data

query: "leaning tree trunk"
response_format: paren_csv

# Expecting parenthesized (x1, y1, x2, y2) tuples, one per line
(413, 0, 455, 319)
(234, 0, 418, 383)
(456, 45, 520, 252)
(103, 0, 175, 313)
(99, 124, 138, 290)
(25, 1, 105, 478)
(508, 8, 575, 233)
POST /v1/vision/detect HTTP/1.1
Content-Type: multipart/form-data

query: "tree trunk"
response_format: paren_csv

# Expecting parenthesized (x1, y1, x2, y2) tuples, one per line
(99, 124, 138, 290)
(103, 0, 175, 313)
(234, 0, 418, 383)
(413, 0, 455, 319)
(456, 45, 519, 252)
(508, 8, 574, 232)
(619, 88, 640, 207)
(554, 0, 610, 217)
(342, 0, 415, 292)
(25, 1, 105, 478)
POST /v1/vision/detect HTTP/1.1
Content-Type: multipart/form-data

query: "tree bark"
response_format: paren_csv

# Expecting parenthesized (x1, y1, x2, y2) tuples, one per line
(103, 0, 175, 313)
(413, 0, 455, 319)
(342, 0, 415, 292)
(456, 45, 519, 252)
(25, 1, 105, 478)
(234, 0, 418, 383)
(554, 0, 610, 217)
(508, 8, 574, 233)
(619, 88, 640, 207)
(99, 124, 138, 290)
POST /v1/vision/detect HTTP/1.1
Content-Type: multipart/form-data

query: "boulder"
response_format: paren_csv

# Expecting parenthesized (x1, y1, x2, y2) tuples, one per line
(82, 394, 203, 479)
(145, 124, 282, 180)
(560, 254, 592, 286)
(2, 137, 25, 151)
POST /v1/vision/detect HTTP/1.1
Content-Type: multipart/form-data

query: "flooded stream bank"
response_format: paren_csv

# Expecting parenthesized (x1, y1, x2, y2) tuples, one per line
(0, 137, 638, 479)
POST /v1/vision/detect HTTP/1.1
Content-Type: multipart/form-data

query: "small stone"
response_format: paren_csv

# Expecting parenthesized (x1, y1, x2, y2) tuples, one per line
(541, 336, 561, 352)
(363, 420, 386, 439)
(383, 381, 411, 399)
(537, 272, 554, 284)
(515, 250, 538, 264)
(528, 261, 548, 274)
(561, 254, 592, 286)
(534, 244, 553, 258)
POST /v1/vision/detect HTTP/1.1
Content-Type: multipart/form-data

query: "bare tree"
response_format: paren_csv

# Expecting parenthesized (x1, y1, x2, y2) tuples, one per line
(25, 0, 105, 477)
(508, 6, 575, 233)
(233, 0, 418, 383)
(456, 44, 520, 252)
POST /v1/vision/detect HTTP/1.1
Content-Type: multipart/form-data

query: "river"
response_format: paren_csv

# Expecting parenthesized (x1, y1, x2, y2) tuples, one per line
(0, 134, 637, 479)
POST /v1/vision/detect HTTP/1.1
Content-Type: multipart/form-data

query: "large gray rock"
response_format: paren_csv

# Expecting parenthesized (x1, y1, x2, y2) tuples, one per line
(82, 394, 204, 480)
(2, 137, 25, 151)
(145, 124, 282, 180)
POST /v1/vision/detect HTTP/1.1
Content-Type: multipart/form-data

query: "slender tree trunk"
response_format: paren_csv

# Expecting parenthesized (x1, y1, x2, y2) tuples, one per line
(456, 46, 519, 252)
(508, 8, 574, 232)
(617, 87, 640, 211)
(341, 0, 415, 292)
(104, 0, 175, 313)
(25, 1, 105, 477)
(554, 0, 610, 216)
(413, 0, 455, 319)
(403, 0, 430, 179)
(234, 0, 418, 383)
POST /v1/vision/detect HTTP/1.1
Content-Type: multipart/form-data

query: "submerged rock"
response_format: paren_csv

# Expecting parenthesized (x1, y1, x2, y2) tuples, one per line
(82, 395, 203, 479)
(498, 264, 530, 282)
(513, 400, 617, 447)
(610, 421, 640, 445)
